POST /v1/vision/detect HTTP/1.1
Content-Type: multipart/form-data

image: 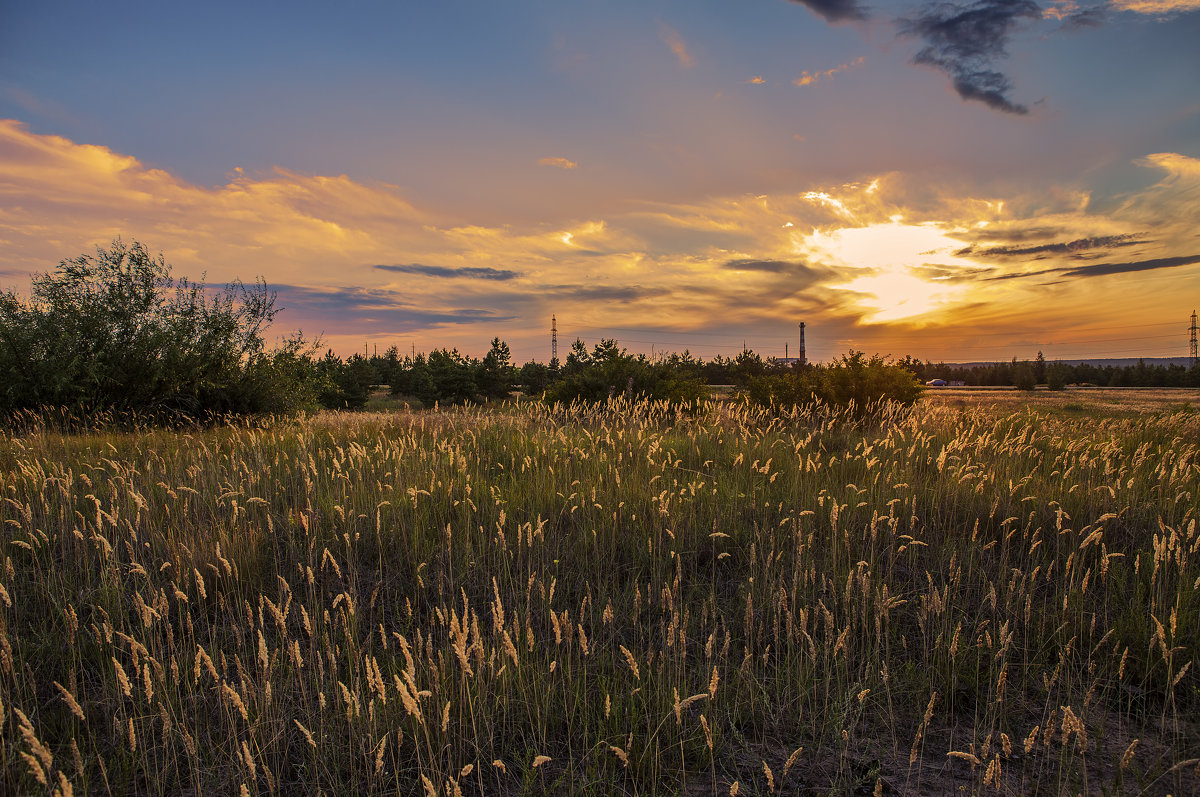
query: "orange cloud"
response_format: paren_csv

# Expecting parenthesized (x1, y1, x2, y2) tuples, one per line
(1112, 0, 1200, 13)
(793, 56, 865, 87)
(658, 23, 695, 68)
(747, 76, 766, 85)
(3, 119, 1197, 362)
(537, 156, 578, 170)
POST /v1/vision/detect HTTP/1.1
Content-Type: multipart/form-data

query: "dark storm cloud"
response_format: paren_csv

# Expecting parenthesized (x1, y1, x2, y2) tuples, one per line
(271, 284, 514, 331)
(373, 263, 519, 281)
(897, 0, 1041, 114)
(785, 0, 869, 23)
(956, 234, 1145, 258)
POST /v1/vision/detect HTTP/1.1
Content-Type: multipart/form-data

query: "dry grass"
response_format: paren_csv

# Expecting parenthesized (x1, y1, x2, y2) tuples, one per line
(1, 396, 1197, 795)
(923, 386, 1200, 417)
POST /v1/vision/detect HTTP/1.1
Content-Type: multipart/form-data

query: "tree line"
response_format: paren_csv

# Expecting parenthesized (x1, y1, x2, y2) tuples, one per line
(6, 240, 1190, 421)
(899, 351, 1200, 390)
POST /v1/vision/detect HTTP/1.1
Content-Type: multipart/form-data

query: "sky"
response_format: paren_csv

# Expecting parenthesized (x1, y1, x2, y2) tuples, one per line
(2, 0, 1199, 364)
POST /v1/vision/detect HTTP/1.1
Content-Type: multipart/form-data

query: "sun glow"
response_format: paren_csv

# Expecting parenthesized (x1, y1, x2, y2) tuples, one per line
(801, 221, 976, 323)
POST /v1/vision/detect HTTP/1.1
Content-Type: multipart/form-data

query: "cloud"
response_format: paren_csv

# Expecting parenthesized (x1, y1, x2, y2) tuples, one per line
(537, 156, 578, 170)
(1139, 151, 1200, 178)
(550, 284, 670, 302)
(898, 0, 1041, 114)
(784, 0, 869, 23)
(4, 120, 1199, 361)
(271, 285, 516, 333)
(1041, 0, 1108, 27)
(1111, 0, 1200, 13)
(374, 263, 520, 280)
(1, 86, 76, 125)
(747, 76, 767, 84)
(793, 56, 866, 87)
(722, 258, 795, 273)
(985, 252, 1200, 281)
(1059, 253, 1200, 278)
(658, 23, 695, 67)
(956, 233, 1145, 257)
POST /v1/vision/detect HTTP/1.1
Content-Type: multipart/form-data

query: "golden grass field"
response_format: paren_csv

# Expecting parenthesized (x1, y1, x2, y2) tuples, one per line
(924, 387, 1200, 417)
(1, 391, 1198, 795)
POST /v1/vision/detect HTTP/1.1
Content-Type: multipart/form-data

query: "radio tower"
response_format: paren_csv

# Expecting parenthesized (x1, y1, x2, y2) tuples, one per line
(1190, 310, 1198, 366)
(799, 322, 807, 366)
(551, 315, 558, 363)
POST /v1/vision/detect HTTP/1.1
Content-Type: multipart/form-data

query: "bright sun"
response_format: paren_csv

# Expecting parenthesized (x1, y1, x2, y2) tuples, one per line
(798, 220, 977, 323)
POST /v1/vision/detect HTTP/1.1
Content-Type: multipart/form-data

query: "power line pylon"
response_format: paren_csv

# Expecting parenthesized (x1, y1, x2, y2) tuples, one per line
(1190, 310, 1198, 366)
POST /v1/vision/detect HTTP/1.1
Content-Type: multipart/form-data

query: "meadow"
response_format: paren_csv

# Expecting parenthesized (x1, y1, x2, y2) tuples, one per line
(1, 392, 1198, 795)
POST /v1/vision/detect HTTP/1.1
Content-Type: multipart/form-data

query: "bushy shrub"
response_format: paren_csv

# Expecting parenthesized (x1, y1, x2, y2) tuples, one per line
(0, 239, 322, 418)
(748, 351, 923, 413)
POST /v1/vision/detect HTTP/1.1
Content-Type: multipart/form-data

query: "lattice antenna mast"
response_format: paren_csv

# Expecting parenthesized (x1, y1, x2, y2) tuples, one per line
(1190, 310, 1198, 366)
(551, 315, 558, 363)
(799, 322, 807, 366)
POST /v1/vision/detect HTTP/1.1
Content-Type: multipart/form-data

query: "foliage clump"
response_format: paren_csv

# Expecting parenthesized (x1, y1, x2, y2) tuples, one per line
(388, 338, 516, 407)
(0, 239, 321, 418)
(542, 338, 708, 406)
(747, 351, 923, 412)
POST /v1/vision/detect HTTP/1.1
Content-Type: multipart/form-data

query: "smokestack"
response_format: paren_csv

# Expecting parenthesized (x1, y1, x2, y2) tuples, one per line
(799, 322, 806, 366)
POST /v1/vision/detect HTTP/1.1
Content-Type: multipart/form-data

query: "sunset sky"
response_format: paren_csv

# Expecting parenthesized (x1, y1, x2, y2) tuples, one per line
(2, 0, 1199, 363)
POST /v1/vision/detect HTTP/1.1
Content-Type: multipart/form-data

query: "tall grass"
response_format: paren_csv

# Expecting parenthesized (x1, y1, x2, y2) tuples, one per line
(1, 397, 1197, 794)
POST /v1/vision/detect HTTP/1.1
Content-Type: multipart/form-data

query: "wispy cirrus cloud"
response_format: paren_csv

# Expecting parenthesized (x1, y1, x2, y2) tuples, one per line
(1042, 0, 1109, 27)
(537, 156, 578, 169)
(272, 284, 515, 333)
(1060, 253, 1200, 278)
(793, 56, 866, 87)
(1111, 0, 1200, 13)
(374, 263, 519, 280)
(955, 233, 1145, 258)
(658, 23, 695, 67)
(723, 259, 797, 273)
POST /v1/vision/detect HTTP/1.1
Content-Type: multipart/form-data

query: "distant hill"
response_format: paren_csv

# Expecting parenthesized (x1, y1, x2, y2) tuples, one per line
(944, 357, 1194, 369)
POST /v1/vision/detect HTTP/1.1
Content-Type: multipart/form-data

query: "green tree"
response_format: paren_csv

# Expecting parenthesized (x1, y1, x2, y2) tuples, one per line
(543, 340, 706, 406)
(477, 337, 515, 400)
(427, 348, 479, 405)
(1047, 362, 1069, 391)
(519, 360, 552, 395)
(1014, 363, 1036, 391)
(317, 351, 374, 409)
(0, 239, 320, 417)
(748, 352, 923, 414)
